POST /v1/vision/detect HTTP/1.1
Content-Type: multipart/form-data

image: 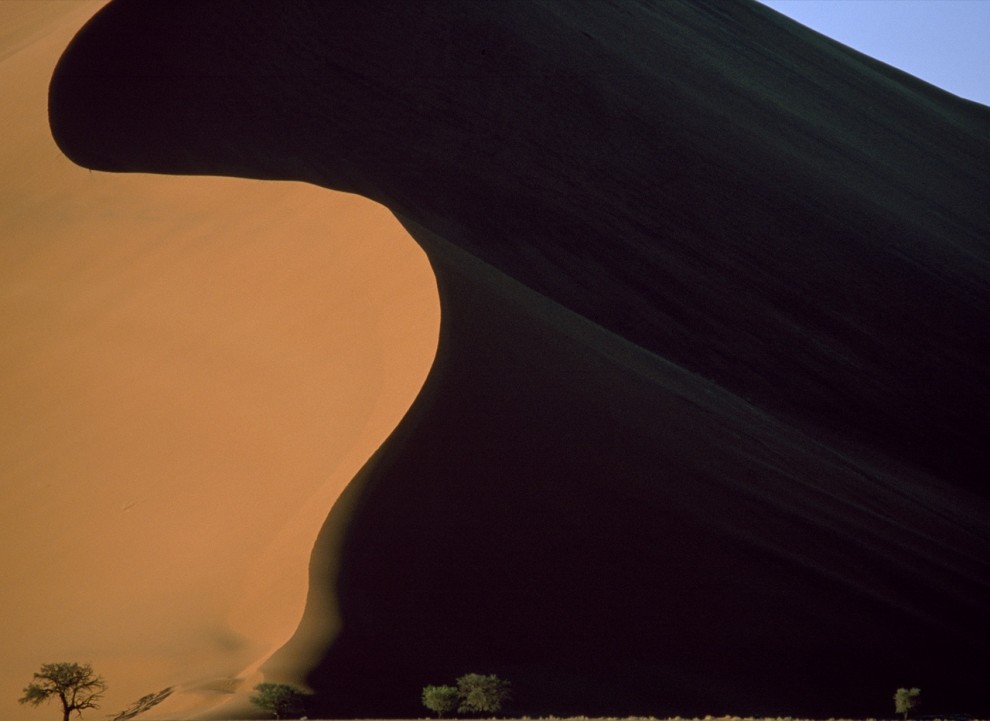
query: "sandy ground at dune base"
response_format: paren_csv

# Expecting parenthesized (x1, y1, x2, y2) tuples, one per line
(157, 717, 988, 721)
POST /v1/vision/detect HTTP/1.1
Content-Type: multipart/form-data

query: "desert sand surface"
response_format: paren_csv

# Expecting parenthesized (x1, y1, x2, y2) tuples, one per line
(43, 0, 990, 720)
(1, 3, 439, 720)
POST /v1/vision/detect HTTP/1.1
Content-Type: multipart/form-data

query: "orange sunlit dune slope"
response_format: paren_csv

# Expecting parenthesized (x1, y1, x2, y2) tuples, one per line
(44, 1, 990, 718)
(0, 3, 439, 719)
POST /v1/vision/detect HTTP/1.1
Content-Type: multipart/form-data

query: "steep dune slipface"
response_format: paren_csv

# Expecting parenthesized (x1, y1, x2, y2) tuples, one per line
(48, 0, 990, 717)
(2, 4, 438, 720)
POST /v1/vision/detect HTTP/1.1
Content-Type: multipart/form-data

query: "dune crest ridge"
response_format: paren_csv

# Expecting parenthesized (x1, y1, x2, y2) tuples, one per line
(48, 0, 989, 718)
(2, 3, 438, 720)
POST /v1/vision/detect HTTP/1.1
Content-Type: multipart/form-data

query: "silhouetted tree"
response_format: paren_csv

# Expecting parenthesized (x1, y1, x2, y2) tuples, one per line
(894, 687, 922, 720)
(18, 662, 107, 721)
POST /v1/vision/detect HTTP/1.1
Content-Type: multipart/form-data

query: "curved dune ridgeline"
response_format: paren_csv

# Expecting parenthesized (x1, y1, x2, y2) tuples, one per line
(48, 1, 990, 718)
(2, 4, 438, 721)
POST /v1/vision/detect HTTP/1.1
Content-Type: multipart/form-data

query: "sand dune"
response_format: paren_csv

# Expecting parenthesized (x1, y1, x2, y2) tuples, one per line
(1, 4, 438, 720)
(46, 0, 990, 719)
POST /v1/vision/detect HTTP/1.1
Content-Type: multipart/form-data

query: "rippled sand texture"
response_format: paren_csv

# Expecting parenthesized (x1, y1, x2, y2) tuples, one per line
(46, 1, 990, 719)
(1, 3, 439, 719)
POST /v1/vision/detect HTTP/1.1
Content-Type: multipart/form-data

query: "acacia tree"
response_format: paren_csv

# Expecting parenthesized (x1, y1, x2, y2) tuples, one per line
(19, 662, 108, 721)
(249, 682, 311, 719)
(422, 674, 512, 717)
(456, 673, 511, 714)
(894, 687, 921, 720)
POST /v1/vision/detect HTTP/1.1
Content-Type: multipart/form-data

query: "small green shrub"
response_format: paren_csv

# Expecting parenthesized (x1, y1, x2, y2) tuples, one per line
(249, 682, 311, 720)
(422, 685, 460, 717)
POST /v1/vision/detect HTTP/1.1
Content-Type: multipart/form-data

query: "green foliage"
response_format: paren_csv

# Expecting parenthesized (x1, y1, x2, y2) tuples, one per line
(422, 684, 460, 717)
(248, 682, 311, 720)
(422, 673, 511, 717)
(455, 673, 511, 714)
(894, 687, 922, 719)
(18, 662, 108, 721)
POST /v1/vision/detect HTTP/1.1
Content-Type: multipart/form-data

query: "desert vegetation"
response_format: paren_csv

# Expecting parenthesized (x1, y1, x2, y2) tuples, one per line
(249, 682, 313, 719)
(17, 663, 961, 721)
(18, 662, 107, 721)
(894, 688, 922, 720)
(422, 684, 462, 717)
(423, 673, 512, 717)
(18, 661, 171, 721)
(15, 664, 967, 721)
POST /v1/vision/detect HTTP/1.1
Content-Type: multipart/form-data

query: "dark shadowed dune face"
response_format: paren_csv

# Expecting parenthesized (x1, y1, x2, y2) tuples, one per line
(51, 0, 990, 718)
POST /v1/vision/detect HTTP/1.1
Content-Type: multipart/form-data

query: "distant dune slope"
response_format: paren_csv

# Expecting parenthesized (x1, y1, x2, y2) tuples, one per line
(49, 1, 989, 718)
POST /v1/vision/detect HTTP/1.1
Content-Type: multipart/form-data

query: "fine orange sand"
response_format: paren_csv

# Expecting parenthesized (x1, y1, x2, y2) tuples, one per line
(0, 3, 439, 719)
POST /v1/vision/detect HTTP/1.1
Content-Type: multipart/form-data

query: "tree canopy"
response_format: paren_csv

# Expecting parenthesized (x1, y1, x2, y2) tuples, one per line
(422, 685, 460, 717)
(19, 662, 107, 721)
(894, 687, 922, 720)
(249, 682, 311, 719)
(422, 673, 511, 717)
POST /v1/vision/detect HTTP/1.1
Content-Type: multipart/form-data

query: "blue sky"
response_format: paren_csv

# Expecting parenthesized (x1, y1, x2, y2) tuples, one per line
(757, 0, 990, 107)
